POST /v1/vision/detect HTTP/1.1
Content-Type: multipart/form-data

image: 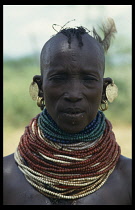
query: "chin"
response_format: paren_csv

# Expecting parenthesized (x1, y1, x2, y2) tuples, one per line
(56, 114, 89, 134)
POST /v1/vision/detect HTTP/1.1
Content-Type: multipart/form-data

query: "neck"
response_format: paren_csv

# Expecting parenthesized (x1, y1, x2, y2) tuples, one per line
(38, 108, 106, 144)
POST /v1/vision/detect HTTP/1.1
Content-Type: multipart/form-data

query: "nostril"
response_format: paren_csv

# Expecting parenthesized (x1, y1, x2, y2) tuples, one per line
(64, 93, 83, 102)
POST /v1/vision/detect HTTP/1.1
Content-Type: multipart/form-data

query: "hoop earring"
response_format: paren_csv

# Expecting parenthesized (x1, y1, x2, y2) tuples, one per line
(37, 96, 45, 110)
(99, 100, 108, 111)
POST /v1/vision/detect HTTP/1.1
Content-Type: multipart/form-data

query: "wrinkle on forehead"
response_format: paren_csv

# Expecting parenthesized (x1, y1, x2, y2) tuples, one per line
(40, 33, 105, 76)
(40, 35, 68, 72)
(81, 34, 105, 71)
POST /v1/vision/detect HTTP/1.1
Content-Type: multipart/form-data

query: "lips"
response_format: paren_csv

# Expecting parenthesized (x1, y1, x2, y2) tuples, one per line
(60, 108, 85, 124)
(62, 108, 84, 115)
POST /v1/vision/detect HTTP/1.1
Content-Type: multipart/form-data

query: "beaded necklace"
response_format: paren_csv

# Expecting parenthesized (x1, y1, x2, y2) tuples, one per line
(14, 109, 121, 200)
(38, 109, 106, 144)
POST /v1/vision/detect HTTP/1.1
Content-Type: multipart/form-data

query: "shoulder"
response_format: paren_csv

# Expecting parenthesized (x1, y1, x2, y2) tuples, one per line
(116, 155, 132, 200)
(3, 153, 14, 163)
(3, 154, 15, 203)
(3, 154, 17, 195)
(3, 153, 51, 205)
(117, 155, 132, 176)
(3, 153, 26, 204)
(3, 153, 19, 177)
(3, 153, 15, 177)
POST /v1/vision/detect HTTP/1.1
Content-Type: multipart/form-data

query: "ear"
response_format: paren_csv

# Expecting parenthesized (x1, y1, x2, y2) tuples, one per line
(101, 77, 113, 102)
(32, 75, 43, 97)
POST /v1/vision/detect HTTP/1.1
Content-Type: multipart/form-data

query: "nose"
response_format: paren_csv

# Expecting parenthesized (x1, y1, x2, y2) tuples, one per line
(64, 93, 83, 102)
(63, 81, 83, 102)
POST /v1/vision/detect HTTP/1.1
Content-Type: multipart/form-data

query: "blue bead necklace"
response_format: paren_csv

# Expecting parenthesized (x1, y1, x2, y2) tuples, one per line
(38, 108, 106, 144)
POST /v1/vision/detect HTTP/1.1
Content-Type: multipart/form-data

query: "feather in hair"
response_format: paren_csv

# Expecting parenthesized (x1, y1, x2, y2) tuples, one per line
(93, 18, 117, 53)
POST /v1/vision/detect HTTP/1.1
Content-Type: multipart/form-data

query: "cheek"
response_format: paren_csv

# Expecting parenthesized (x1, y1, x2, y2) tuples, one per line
(94, 88, 102, 102)
(43, 83, 62, 107)
(87, 87, 103, 120)
(87, 84, 103, 103)
(86, 87, 103, 121)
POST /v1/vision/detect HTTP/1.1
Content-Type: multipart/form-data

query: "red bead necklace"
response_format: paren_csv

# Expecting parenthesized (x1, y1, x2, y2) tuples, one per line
(15, 114, 121, 199)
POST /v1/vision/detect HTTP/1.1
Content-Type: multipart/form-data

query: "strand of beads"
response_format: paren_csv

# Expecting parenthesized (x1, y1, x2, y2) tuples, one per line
(38, 108, 106, 144)
(15, 114, 121, 199)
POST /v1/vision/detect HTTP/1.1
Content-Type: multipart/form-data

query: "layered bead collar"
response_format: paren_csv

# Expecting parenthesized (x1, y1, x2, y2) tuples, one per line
(14, 109, 121, 200)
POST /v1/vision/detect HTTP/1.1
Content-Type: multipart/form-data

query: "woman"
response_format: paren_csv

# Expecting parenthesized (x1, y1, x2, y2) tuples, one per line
(3, 19, 132, 205)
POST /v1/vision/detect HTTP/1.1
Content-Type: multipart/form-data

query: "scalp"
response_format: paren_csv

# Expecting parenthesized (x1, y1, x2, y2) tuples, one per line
(40, 33, 105, 77)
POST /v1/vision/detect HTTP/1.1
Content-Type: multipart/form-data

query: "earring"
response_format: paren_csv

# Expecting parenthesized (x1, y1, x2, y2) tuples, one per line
(29, 81, 45, 110)
(99, 100, 108, 111)
(29, 81, 39, 101)
(106, 80, 118, 103)
(37, 96, 45, 110)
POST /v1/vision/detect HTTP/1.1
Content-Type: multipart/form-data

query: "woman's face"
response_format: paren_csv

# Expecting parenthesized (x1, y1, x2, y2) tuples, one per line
(41, 34, 105, 133)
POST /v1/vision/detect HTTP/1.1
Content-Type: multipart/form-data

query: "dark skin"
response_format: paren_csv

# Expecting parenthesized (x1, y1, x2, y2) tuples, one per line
(3, 34, 132, 205)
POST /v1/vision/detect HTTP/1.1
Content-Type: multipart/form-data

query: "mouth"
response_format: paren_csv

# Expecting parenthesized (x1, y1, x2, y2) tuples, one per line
(60, 108, 85, 124)
(56, 107, 87, 133)
(62, 108, 84, 115)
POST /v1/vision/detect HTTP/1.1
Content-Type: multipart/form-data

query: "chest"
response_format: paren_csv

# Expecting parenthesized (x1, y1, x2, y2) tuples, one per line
(5, 160, 130, 205)
(8, 173, 128, 205)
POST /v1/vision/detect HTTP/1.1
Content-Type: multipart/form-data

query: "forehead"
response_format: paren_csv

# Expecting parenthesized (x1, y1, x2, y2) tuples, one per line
(40, 33, 105, 76)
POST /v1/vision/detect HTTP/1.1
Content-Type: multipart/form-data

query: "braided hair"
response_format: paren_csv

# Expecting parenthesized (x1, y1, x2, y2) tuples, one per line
(58, 26, 87, 48)
(40, 18, 117, 76)
(52, 18, 117, 53)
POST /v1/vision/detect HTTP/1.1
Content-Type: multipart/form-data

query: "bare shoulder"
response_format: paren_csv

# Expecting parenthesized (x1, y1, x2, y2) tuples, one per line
(3, 153, 18, 177)
(3, 153, 16, 178)
(3, 154, 19, 193)
(116, 155, 132, 199)
(3, 154, 15, 203)
(3, 154, 51, 205)
(117, 155, 132, 176)
(3, 153, 26, 204)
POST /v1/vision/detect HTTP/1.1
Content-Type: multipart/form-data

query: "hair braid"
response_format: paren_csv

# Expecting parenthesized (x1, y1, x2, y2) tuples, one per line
(58, 27, 87, 48)
(52, 18, 117, 53)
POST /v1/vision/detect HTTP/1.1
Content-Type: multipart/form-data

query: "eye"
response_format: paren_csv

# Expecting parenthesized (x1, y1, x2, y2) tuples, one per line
(49, 74, 67, 82)
(83, 75, 98, 81)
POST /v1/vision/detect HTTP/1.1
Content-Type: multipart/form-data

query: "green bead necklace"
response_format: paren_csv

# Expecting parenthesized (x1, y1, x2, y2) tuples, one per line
(38, 109, 106, 144)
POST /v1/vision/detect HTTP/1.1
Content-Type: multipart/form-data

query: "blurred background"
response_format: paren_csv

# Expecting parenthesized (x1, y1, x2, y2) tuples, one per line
(3, 5, 132, 157)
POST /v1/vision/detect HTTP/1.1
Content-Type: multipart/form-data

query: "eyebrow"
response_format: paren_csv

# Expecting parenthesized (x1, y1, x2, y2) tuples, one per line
(45, 68, 101, 80)
(46, 68, 67, 76)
